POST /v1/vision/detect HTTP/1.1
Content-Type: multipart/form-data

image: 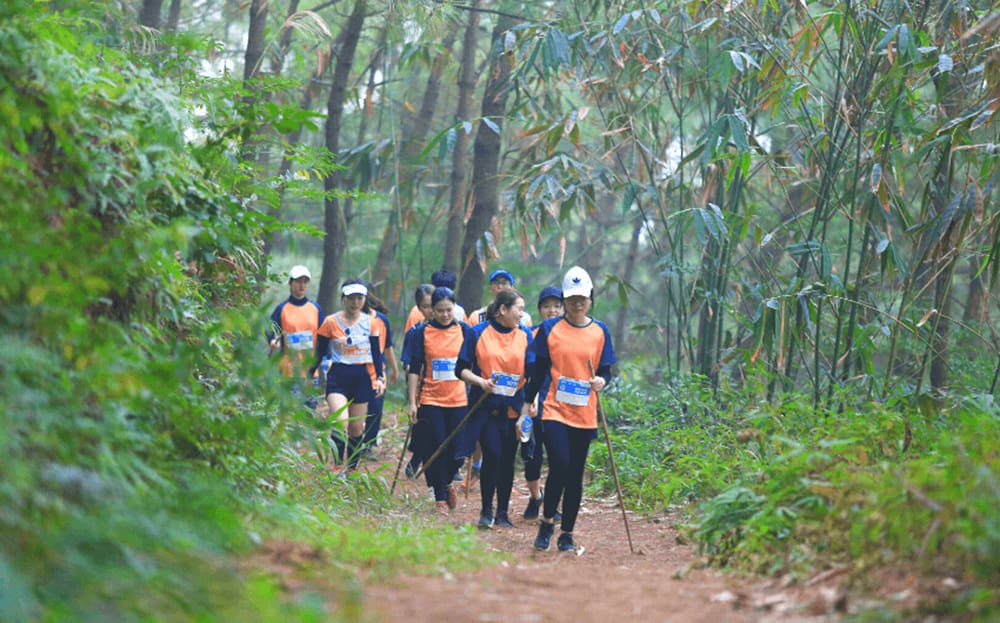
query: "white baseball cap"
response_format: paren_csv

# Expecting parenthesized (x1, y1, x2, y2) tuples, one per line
(561, 265, 593, 298)
(289, 265, 311, 280)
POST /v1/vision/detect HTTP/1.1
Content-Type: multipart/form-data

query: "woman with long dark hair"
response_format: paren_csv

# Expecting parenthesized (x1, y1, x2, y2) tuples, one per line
(457, 289, 533, 529)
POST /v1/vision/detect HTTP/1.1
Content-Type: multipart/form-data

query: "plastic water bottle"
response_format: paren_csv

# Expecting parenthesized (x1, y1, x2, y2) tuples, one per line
(519, 416, 533, 443)
(315, 356, 331, 388)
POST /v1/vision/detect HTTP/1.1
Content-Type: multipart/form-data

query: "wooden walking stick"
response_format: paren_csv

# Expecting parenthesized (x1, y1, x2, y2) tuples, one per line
(390, 420, 413, 496)
(590, 360, 637, 554)
(413, 390, 491, 481)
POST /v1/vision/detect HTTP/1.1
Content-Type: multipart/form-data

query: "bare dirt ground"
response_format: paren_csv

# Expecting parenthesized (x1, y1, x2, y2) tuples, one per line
(356, 413, 860, 623)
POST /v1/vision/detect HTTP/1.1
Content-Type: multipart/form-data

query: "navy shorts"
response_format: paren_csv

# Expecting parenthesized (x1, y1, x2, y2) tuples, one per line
(326, 363, 375, 404)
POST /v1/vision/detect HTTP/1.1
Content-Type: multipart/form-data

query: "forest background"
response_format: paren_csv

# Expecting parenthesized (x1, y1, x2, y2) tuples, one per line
(1, 0, 999, 620)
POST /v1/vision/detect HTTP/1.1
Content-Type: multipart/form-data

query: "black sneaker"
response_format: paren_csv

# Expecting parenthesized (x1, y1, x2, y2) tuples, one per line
(360, 447, 378, 462)
(557, 532, 576, 552)
(522, 496, 541, 520)
(534, 521, 554, 551)
(494, 511, 514, 529)
(477, 510, 494, 530)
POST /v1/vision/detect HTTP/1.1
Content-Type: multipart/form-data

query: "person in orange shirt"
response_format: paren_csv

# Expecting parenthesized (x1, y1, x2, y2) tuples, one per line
(268, 265, 323, 407)
(315, 280, 385, 472)
(521, 285, 563, 519)
(520, 267, 616, 552)
(457, 289, 533, 529)
(405, 287, 473, 514)
(400, 283, 435, 477)
(403, 283, 434, 335)
(468, 268, 533, 327)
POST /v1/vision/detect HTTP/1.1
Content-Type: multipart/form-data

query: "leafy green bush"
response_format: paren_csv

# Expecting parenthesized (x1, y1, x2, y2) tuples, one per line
(597, 369, 999, 619)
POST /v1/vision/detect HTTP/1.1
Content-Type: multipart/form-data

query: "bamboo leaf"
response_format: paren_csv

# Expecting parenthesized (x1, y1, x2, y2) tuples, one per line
(937, 54, 954, 73)
(613, 13, 631, 35)
(729, 51, 745, 73)
(482, 117, 501, 135)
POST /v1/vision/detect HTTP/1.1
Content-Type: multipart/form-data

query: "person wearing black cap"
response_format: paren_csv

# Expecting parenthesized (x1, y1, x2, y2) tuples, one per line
(314, 279, 385, 472)
(268, 265, 324, 406)
(521, 285, 563, 519)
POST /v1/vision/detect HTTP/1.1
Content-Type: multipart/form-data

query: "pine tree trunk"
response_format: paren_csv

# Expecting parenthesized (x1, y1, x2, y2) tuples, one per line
(139, 0, 164, 28)
(317, 0, 367, 312)
(457, 14, 513, 312)
(443, 0, 481, 273)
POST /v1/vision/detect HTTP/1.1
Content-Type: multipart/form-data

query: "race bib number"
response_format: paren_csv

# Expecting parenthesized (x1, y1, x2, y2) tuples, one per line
(286, 330, 314, 351)
(339, 341, 372, 365)
(491, 372, 521, 397)
(555, 377, 591, 406)
(432, 357, 458, 381)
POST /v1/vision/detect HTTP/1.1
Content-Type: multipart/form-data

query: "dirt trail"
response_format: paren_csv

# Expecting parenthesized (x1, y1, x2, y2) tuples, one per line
(358, 414, 847, 623)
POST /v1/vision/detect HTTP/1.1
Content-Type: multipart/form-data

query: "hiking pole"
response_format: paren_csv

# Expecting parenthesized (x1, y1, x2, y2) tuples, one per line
(413, 390, 491, 481)
(390, 420, 413, 496)
(590, 360, 637, 555)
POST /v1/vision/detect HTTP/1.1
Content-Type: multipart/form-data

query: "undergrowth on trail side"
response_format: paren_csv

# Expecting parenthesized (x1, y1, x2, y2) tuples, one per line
(589, 358, 1000, 621)
(0, 7, 492, 621)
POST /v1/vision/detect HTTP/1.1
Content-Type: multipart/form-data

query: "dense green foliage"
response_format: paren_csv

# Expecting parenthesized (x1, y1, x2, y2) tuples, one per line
(591, 365, 1000, 620)
(0, 5, 492, 621)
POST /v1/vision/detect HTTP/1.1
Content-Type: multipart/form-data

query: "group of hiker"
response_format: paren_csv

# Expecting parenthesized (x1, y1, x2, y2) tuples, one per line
(268, 264, 616, 553)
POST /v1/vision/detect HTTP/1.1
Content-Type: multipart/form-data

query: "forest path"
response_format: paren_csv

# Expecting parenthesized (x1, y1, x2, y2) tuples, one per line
(354, 412, 845, 623)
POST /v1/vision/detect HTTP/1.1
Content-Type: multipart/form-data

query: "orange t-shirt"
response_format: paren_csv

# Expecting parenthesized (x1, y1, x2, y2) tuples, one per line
(272, 298, 322, 378)
(535, 318, 615, 429)
(404, 305, 424, 334)
(408, 321, 470, 408)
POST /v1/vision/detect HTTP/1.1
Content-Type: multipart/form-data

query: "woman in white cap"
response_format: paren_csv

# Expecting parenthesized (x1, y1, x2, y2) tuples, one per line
(267, 265, 324, 405)
(519, 266, 616, 552)
(315, 279, 385, 472)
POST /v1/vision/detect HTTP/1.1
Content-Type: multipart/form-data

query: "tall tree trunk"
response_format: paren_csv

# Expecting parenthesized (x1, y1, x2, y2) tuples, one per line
(262, 0, 302, 261)
(239, 0, 268, 162)
(372, 32, 456, 289)
(165, 0, 181, 32)
(457, 14, 513, 312)
(317, 0, 367, 312)
(139, 0, 164, 28)
(614, 212, 643, 350)
(963, 255, 987, 327)
(443, 0, 482, 273)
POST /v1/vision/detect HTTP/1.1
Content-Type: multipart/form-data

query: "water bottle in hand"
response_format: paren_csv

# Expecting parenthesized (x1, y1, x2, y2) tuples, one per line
(519, 416, 533, 443)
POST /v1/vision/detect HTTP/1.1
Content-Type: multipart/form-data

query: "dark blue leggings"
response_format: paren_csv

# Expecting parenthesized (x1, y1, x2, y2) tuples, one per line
(363, 393, 384, 446)
(541, 420, 596, 533)
(479, 410, 518, 515)
(416, 404, 467, 502)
